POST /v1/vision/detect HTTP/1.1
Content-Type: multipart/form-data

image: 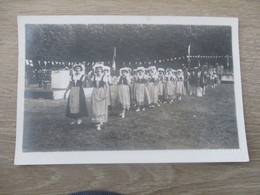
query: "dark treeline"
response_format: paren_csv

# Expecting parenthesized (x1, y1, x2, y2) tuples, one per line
(26, 24, 232, 70)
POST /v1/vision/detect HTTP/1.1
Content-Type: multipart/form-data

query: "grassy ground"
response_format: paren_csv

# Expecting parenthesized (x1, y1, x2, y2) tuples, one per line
(23, 83, 239, 152)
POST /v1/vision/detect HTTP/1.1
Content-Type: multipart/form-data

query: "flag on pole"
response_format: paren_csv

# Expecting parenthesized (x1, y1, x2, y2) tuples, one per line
(112, 46, 116, 70)
(188, 43, 191, 56)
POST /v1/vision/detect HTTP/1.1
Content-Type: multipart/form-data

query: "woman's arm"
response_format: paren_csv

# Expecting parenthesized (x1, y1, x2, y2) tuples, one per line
(63, 82, 71, 100)
(127, 77, 132, 87)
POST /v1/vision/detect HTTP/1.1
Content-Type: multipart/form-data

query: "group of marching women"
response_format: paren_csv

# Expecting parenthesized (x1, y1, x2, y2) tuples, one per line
(64, 62, 221, 130)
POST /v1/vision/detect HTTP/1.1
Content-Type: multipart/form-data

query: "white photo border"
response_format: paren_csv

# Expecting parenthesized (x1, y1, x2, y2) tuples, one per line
(15, 15, 249, 165)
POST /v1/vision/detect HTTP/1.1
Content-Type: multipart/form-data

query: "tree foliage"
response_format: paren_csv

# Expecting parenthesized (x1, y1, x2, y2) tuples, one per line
(26, 24, 232, 63)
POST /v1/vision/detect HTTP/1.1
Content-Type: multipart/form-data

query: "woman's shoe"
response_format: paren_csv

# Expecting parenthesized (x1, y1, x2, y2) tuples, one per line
(70, 121, 76, 125)
(77, 119, 82, 125)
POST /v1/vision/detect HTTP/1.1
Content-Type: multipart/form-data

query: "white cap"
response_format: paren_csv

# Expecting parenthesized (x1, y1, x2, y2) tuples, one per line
(137, 66, 145, 72)
(93, 62, 104, 71)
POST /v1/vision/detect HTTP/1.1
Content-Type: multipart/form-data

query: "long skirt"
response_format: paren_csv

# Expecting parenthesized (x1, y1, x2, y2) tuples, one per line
(135, 83, 145, 105)
(157, 81, 164, 96)
(147, 82, 159, 104)
(176, 81, 185, 96)
(109, 85, 120, 109)
(165, 81, 176, 100)
(196, 87, 203, 97)
(129, 84, 135, 107)
(189, 84, 196, 95)
(91, 86, 108, 123)
(107, 86, 111, 106)
(144, 85, 151, 106)
(66, 86, 88, 119)
(184, 80, 189, 95)
(118, 85, 131, 109)
(210, 78, 215, 86)
(135, 83, 151, 106)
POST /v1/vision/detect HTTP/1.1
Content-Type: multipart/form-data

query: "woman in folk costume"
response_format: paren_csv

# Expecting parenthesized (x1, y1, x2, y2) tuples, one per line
(172, 69, 177, 100)
(127, 68, 135, 109)
(213, 71, 219, 87)
(109, 70, 120, 110)
(91, 62, 109, 131)
(200, 70, 208, 96)
(103, 66, 112, 107)
(195, 68, 203, 97)
(164, 68, 175, 104)
(209, 68, 216, 88)
(157, 68, 165, 103)
(103, 66, 112, 84)
(134, 66, 151, 112)
(117, 67, 131, 118)
(131, 69, 138, 107)
(189, 68, 197, 96)
(147, 66, 160, 107)
(64, 64, 88, 125)
(175, 69, 185, 101)
(183, 68, 190, 95)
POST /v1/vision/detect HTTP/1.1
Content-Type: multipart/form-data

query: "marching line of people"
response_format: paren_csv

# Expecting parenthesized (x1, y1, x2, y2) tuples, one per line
(64, 62, 222, 131)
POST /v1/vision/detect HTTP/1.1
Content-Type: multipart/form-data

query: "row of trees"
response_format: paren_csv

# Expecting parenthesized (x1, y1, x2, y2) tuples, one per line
(26, 24, 232, 64)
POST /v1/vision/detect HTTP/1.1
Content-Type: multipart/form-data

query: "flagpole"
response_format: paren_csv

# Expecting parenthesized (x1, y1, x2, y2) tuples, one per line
(112, 46, 116, 70)
(187, 43, 191, 69)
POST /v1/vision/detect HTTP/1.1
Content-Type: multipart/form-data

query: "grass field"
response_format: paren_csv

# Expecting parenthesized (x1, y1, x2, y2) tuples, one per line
(23, 83, 239, 152)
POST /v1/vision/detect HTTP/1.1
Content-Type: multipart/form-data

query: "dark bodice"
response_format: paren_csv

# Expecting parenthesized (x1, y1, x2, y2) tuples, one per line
(135, 76, 146, 84)
(176, 75, 184, 81)
(70, 74, 85, 87)
(165, 76, 174, 81)
(147, 76, 157, 83)
(158, 75, 164, 81)
(93, 75, 106, 88)
(118, 76, 129, 85)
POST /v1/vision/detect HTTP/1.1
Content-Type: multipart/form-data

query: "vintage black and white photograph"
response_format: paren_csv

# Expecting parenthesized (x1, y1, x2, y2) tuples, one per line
(15, 16, 249, 164)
